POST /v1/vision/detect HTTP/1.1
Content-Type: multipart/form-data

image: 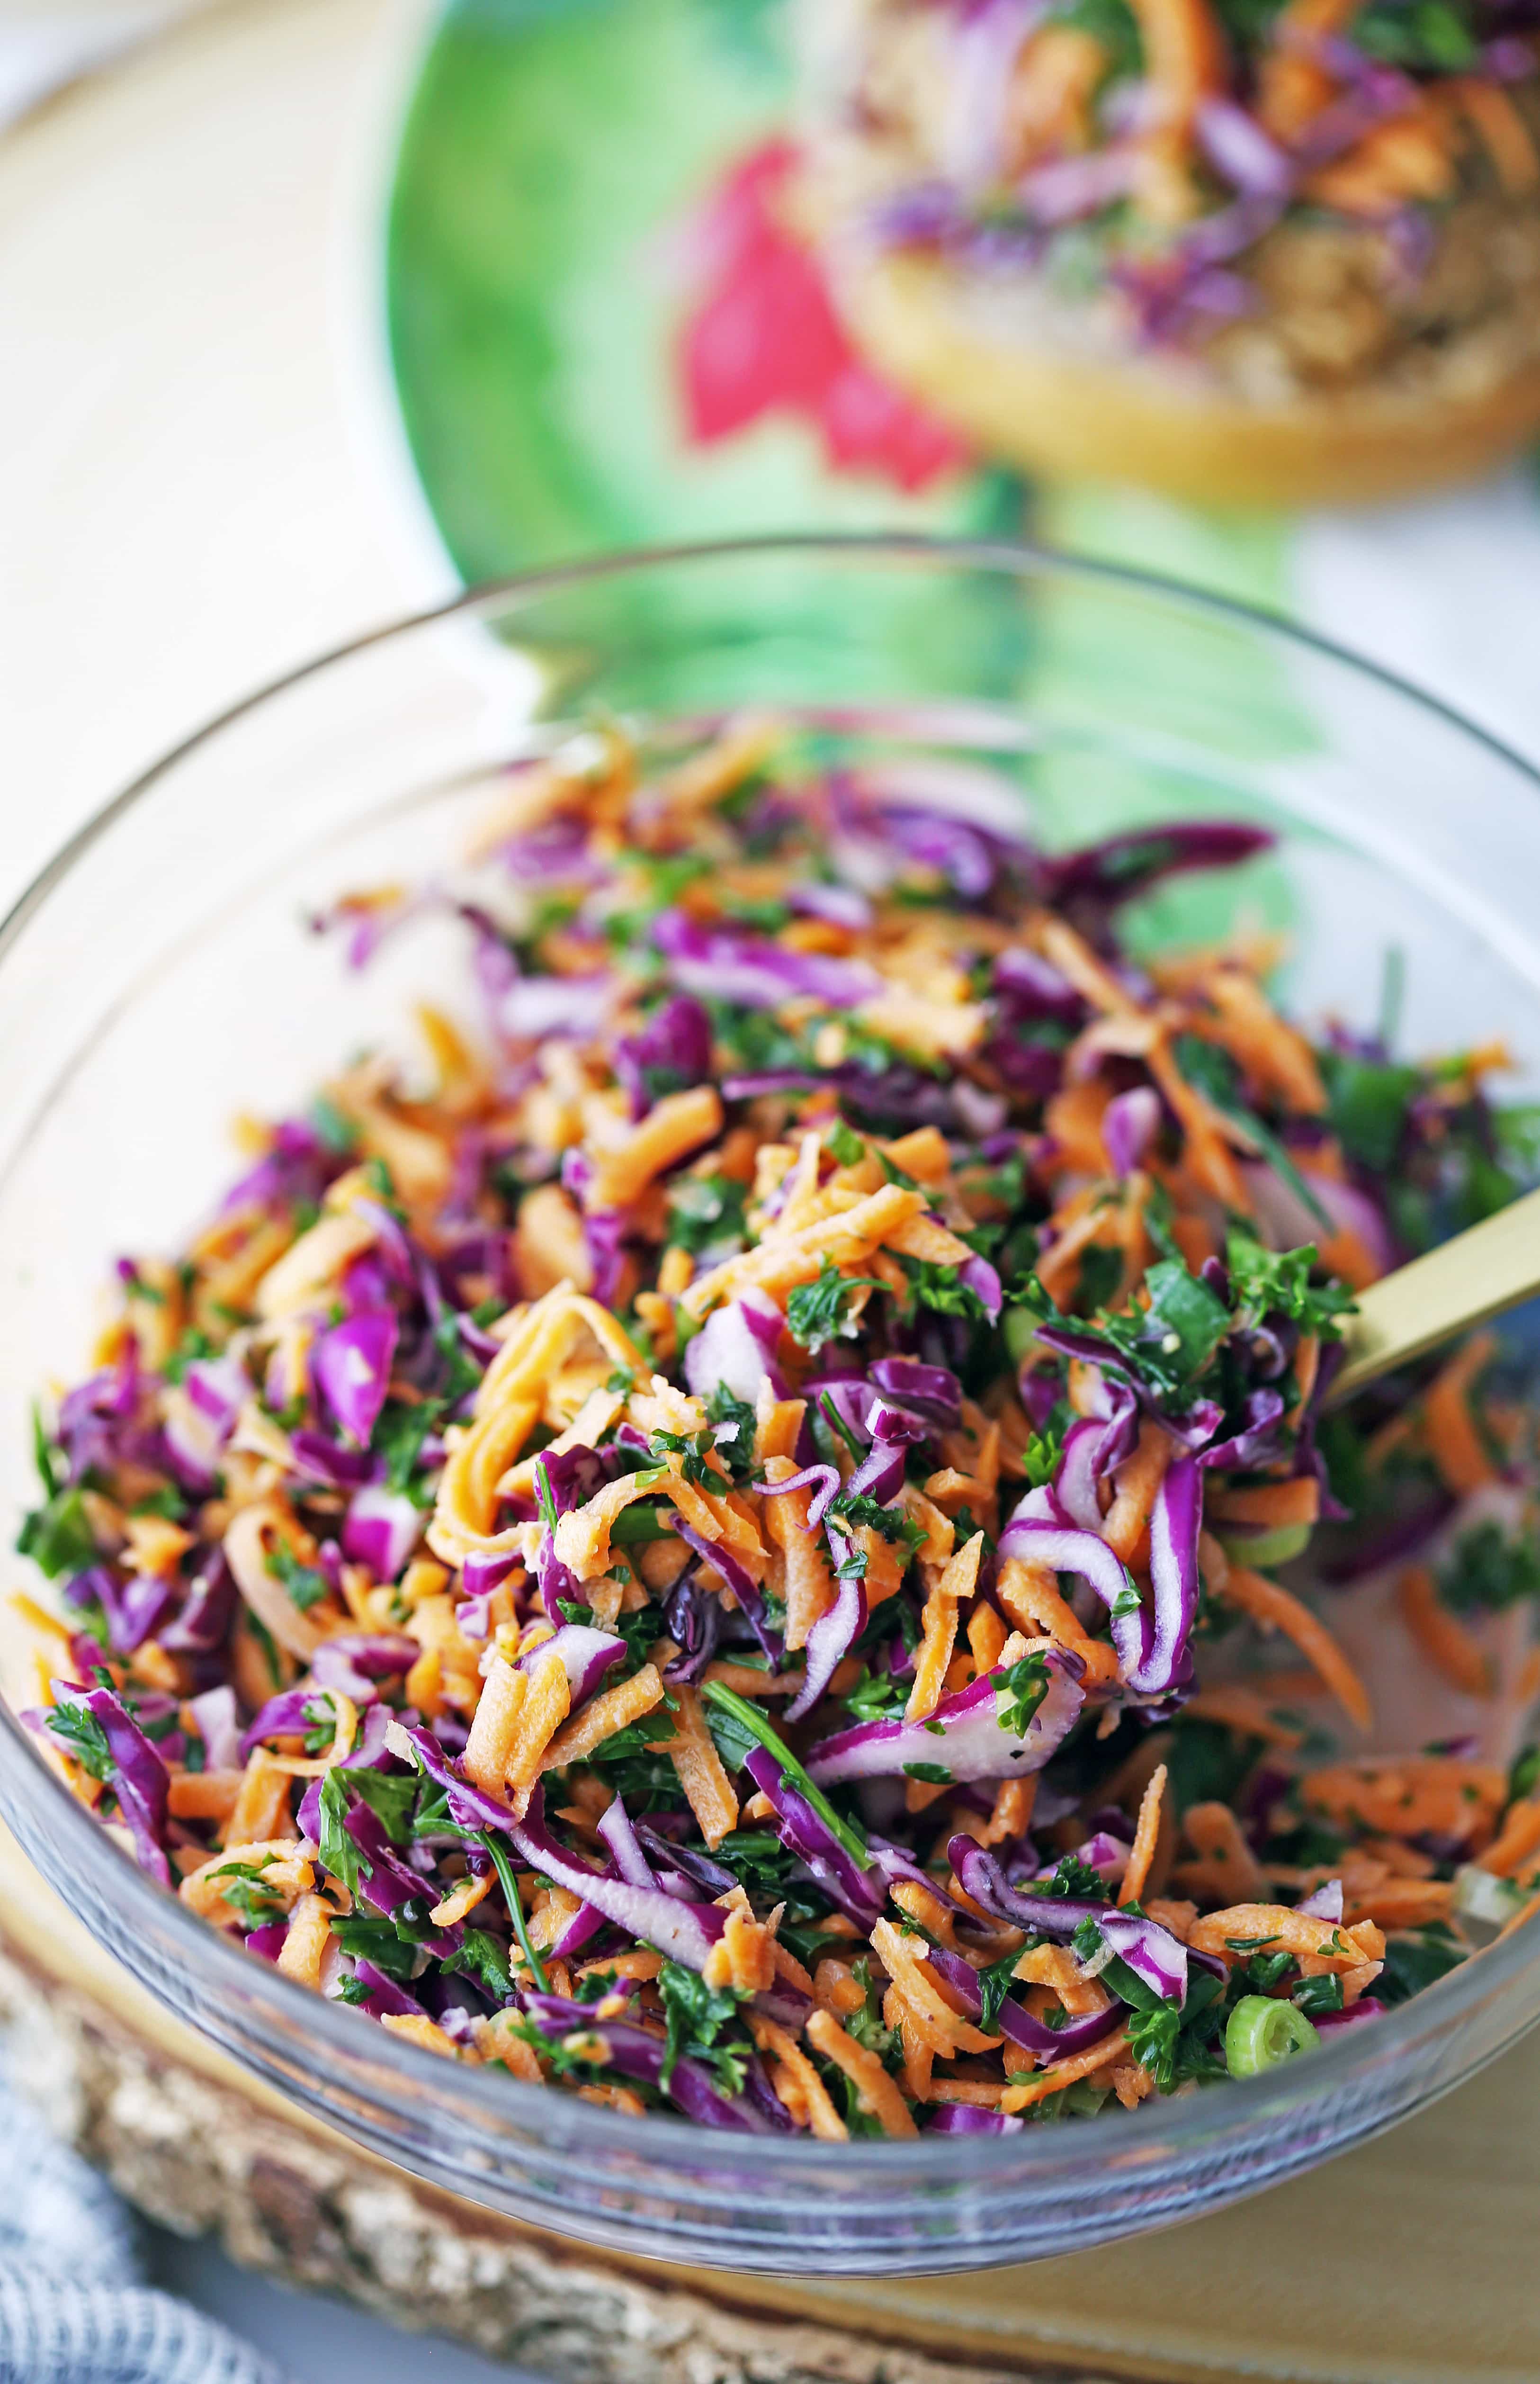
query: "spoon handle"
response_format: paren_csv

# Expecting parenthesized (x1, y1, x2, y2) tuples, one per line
(1329, 1182, 1540, 1404)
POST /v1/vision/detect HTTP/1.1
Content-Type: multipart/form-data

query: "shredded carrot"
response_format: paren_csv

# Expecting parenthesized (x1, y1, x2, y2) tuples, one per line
(1451, 75, 1539, 194)
(1000, 2026, 1131, 2112)
(703, 1900, 778, 1995)
(1302, 1755, 1506, 1844)
(806, 2006, 919, 2136)
(906, 1532, 984, 1721)
(682, 1183, 925, 1319)
(380, 2012, 474, 2062)
(1217, 1565, 1372, 1734)
(1205, 1476, 1319, 1530)
(812, 1957, 868, 2019)
(749, 2015, 847, 2140)
(967, 1600, 1009, 1674)
(1342, 1877, 1454, 1930)
(167, 1770, 244, 1823)
(1307, 105, 1457, 215)
(1011, 1943, 1112, 2018)
(1200, 967, 1327, 1117)
(516, 1183, 595, 1298)
(996, 1556, 1120, 1689)
(759, 1453, 837, 1652)
(1422, 1334, 1499, 1497)
(1172, 1800, 1265, 1905)
(223, 1749, 295, 1847)
(1101, 1421, 1174, 1565)
(1397, 1565, 1492, 1699)
(539, 1664, 663, 1772)
(463, 1656, 530, 1795)
(1182, 1685, 1305, 1747)
(1147, 1036, 1251, 1211)
(1187, 1903, 1382, 1969)
(474, 2010, 545, 2082)
(655, 1683, 739, 1848)
(179, 1839, 312, 1925)
(1479, 1799, 1540, 1880)
(1258, 0, 1359, 138)
(277, 1892, 335, 1989)
(586, 1086, 725, 1212)
(1119, 1763, 1168, 1907)
(430, 1869, 496, 1928)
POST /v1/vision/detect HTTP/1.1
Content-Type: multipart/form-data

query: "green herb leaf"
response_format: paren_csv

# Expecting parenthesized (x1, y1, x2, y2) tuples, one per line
(1439, 1518, 1540, 1615)
(317, 1770, 366, 1901)
(700, 1681, 870, 1866)
(1175, 1034, 1332, 1230)
(265, 1541, 329, 1612)
(45, 1699, 115, 1781)
(17, 1486, 98, 1580)
(786, 1257, 884, 1354)
(1225, 1228, 1355, 1340)
(209, 1854, 285, 1931)
(704, 1384, 756, 1479)
(658, 1958, 750, 2094)
(994, 1649, 1051, 1736)
(1378, 1923, 1466, 2005)
(667, 1173, 748, 1258)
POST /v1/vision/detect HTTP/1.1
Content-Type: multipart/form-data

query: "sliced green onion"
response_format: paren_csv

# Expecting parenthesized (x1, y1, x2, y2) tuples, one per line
(479, 1829, 547, 1993)
(700, 1680, 870, 1867)
(1454, 1862, 1525, 1928)
(1225, 1993, 1318, 2078)
(1002, 1307, 1040, 1367)
(818, 1390, 864, 1463)
(1214, 1521, 1314, 1571)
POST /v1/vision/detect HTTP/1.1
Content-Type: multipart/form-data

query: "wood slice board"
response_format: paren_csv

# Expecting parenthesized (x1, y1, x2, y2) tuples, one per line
(3, 1821, 1539, 2384)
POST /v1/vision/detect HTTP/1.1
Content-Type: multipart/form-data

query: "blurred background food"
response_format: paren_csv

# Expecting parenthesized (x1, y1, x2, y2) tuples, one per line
(386, 0, 1540, 759)
(795, 0, 1540, 504)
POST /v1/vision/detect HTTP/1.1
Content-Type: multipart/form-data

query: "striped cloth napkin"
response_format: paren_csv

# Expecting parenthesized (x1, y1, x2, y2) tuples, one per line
(0, 2078, 284, 2384)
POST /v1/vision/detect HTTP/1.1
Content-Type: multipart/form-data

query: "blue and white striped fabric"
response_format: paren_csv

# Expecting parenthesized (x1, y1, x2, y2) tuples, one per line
(0, 2088, 283, 2384)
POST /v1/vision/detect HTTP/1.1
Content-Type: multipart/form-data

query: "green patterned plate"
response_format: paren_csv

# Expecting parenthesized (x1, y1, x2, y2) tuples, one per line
(385, 0, 1291, 611)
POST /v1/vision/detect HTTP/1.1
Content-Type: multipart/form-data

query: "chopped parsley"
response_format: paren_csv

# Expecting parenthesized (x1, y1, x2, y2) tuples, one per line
(667, 1173, 748, 1257)
(841, 1664, 909, 1725)
(1439, 1520, 1540, 1616)
(786, 1257, 884, 1353)
(1225, 1227, 1355, 1339)
(658, 1959, 750, 2094)
(209, 1855, 285, 1931)
(17, 1484, 97, 1581)
(44, 1700, 114, 1782)
(1378, 1924, 1466, 2005)
(704, 1383, 757, 1478)
(265, 1541, 329, 1612)
(1175, 1034, 1331, 1230)
(995, 1648, 1051, 1736)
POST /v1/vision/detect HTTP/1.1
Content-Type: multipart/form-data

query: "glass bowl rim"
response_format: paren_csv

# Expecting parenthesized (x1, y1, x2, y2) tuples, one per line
(3, 527, 1538, 2188)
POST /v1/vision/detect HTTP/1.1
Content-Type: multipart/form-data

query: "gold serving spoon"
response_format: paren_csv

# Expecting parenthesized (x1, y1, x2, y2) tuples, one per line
(1328, 1183, 1540, 1404)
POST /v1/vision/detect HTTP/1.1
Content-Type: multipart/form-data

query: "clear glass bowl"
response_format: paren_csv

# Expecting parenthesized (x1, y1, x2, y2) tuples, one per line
(3, 536, 1540, 2276)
